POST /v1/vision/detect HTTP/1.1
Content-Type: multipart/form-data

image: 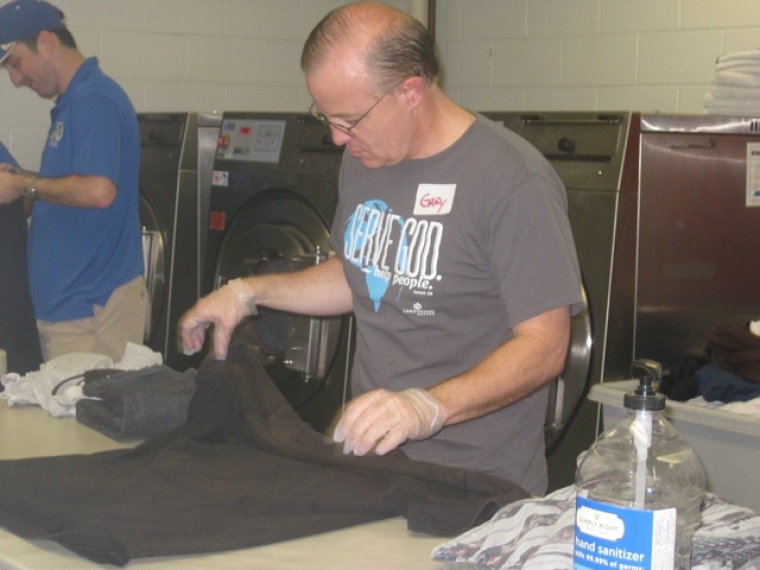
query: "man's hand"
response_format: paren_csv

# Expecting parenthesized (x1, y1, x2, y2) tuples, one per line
(333, 388, 444, 456)
(0, 169, 23, 204)
(178, 279, 255, 360)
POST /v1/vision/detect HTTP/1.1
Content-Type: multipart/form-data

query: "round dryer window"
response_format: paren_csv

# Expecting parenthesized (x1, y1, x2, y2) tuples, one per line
(213, 190, 345, 413)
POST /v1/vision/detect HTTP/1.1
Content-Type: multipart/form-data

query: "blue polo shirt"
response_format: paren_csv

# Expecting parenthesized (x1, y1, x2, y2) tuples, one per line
(28, 57, 143, 321)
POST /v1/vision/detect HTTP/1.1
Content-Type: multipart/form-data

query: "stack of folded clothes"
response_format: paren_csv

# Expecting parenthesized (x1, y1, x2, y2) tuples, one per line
(660, 319, 760, 409)
(703, 50, 760, 115)
(76, 365, 197, 441)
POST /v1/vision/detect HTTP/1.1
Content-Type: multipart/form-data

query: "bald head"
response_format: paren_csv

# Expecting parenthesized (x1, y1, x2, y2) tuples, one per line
(301, 1, 438, 94)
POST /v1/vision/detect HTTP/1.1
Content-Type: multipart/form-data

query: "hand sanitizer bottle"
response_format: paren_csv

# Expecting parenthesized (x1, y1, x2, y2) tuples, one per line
(574, 359, 706, 570)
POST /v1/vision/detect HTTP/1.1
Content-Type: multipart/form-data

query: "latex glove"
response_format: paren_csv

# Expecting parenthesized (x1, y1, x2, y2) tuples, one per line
(178, 278, 257, 360)
(333, 388, 444, 456)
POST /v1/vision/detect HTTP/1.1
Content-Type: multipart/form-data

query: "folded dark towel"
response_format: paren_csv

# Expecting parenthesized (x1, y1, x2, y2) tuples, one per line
(0, 342, 530, 566)
(705, 321, 760, 383)
(696, 363, 760, 403)
(75, 365, 197, 440)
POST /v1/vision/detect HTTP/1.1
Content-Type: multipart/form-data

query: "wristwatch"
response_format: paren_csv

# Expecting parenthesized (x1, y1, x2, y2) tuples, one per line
(23, 175, 39, 200)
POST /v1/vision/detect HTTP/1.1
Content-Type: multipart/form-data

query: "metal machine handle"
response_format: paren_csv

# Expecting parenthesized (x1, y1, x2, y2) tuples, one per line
(141, 228, 164, 342)
(668, 139, 717, 150)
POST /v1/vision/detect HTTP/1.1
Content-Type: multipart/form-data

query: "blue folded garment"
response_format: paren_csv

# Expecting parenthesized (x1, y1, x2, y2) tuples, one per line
(695, 364, 760, 403)
(76, 365, 197, 440)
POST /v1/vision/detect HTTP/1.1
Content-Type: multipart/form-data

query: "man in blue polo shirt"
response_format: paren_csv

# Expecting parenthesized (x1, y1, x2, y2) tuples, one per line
(0, 0, 146, 362)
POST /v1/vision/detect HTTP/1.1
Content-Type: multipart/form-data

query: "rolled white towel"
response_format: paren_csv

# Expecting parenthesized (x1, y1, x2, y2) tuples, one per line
(716, 50, 760, 65)
(705, 96, 760, 109)
(713, 70, 760, 88)
(703, 93, 760, 115)
(710, 85, 760, 100)
(705, 106, 760, 116)
(715, 62, 760, 75)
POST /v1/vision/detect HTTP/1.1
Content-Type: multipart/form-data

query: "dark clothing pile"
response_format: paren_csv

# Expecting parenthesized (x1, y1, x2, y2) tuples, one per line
(0, 197, 43, 376)
(76, 365, 197, 440)
(705, 321, 760, 384)
(0, 342, 530, 566)
(695, 364, 760, 402)
(661, 321, 760, 402)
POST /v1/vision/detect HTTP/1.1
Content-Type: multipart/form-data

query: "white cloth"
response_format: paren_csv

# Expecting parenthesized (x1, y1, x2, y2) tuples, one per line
(714, 63, 760, 76)
(704, 50, 760, 115)
(432, 485, 760, 570)
(709, 86, 760, 101)
(687, 395, 760, 418)
(717, 50, 760, 66)
(0, 342, 163, 417)
(703, 97, 760, 116)
(712, 71, 760, 88)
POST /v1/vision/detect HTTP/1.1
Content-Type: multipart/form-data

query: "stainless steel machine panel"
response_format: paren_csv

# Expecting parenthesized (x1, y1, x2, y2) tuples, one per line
(205, 113, 349, 433)
(138, 112, 221, 370)
(636, 114, 760, 374)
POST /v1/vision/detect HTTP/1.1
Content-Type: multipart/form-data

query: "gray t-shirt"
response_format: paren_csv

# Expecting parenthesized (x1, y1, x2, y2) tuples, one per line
(331, 113, 584, 495)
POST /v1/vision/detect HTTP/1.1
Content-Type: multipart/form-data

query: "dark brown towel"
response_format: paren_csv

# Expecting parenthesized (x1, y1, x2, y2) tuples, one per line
(76, 365, 197, 440)
(705, 321, 760, 383)
(0, 341, 530, 566)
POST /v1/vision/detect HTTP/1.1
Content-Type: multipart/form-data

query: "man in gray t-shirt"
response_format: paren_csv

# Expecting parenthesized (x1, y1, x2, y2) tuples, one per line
(332, 114, 583, 494)
(180, 1, 583, 496)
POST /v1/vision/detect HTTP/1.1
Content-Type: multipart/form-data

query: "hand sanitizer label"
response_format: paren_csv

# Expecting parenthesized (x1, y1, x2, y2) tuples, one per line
(574, 495, 676, 570)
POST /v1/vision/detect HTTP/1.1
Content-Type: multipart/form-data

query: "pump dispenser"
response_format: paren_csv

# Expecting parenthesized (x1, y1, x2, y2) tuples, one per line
(574, 359, 706, 570)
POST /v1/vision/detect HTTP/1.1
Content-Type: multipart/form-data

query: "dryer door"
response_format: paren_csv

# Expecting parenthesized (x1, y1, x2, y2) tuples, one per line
(139, 193, 166, 346)
(544, 284, 592, 453)
(213, 190, 345, 412)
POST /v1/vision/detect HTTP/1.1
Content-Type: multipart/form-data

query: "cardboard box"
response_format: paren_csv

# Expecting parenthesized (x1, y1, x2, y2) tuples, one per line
(588, 380, 760, 512)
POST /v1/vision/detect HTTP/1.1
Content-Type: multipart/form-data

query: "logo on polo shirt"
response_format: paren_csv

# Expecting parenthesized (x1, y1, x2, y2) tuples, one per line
(49, 121, 64, 148)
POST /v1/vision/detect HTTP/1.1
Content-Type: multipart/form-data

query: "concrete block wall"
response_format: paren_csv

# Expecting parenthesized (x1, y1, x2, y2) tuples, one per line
(436, 0, 760, 114)
(0, 0, 382, 168)
(1, 0, 759, 169)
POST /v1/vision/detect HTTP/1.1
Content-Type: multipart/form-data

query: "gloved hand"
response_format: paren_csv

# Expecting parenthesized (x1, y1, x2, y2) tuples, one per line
(333, 388, 444, 456)
(178, 278, 257, 360)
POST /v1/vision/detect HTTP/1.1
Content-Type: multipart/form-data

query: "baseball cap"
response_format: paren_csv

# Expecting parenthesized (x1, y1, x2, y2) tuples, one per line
(0, 0, 64, 63)
(0, 41, 13, 64)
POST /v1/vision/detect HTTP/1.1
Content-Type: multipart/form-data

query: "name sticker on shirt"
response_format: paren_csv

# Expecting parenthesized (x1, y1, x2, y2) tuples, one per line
(414, 184, 456, 216)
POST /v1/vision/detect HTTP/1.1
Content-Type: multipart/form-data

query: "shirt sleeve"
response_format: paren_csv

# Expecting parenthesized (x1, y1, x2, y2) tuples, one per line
(68, 94, 124, 184)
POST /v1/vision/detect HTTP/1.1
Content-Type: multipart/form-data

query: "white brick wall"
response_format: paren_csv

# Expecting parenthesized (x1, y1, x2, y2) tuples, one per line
(438, 0, 760, 114)
(1, 0, 758, 169)
(0, 0, 357, 168)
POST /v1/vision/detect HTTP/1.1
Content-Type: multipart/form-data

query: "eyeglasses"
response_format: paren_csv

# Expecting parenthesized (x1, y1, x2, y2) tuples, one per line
(309, 92, 388, 137)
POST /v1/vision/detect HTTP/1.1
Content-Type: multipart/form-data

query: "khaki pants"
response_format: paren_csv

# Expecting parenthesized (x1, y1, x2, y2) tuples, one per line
(37, 276, 148, 363)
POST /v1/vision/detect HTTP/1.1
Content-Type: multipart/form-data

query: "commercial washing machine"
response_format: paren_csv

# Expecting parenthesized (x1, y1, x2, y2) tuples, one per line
(205, 112, 351, 433)
(482, 111, 640, 490)
(138, 112, 221, 371)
